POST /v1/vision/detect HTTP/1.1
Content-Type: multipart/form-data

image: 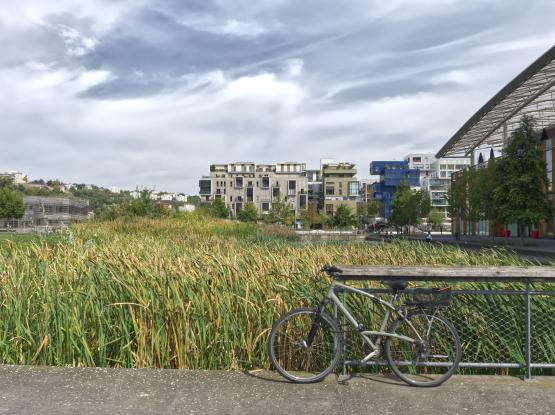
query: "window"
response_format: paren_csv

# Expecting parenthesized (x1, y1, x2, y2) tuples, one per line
(348, 181, 359, 197)
(261, 176, 270, 188)
(247, 181, 253, 187)
(199, 180, 211, 194)
(325, 204, 334, 215)
(299, 194, 307, 209)
(235, 202, 242, 212)
(413, 157, 421, 163)
(288, 180, 296, 196)
(261, 202, 270, 212)
(246, 187, 254, 202)
(272, 187, 280, 199)
(235, 176, 243, 188)
(325, 186, 334, 195)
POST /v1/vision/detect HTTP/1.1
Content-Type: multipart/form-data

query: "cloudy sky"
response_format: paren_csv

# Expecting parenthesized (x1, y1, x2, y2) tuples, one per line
(1, 1, 555, 193)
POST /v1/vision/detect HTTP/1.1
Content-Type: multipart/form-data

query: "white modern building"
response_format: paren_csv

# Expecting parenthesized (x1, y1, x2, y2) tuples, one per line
(0, 171, 28, 184)
(422, 157, 471, 220)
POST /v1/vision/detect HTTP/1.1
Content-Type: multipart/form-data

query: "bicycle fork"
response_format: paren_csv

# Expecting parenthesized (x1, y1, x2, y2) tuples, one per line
(304, 297, 329, 348)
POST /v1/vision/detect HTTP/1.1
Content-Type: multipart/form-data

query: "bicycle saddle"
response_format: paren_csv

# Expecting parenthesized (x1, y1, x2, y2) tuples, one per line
(321, 265, 342, 274)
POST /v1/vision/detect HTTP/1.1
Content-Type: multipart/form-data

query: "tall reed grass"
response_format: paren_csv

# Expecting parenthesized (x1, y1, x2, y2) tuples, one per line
(0, 214, 550, 370)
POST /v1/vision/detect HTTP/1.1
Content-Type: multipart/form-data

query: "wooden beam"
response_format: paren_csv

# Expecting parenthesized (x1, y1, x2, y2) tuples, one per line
(328, 265, 555, 282)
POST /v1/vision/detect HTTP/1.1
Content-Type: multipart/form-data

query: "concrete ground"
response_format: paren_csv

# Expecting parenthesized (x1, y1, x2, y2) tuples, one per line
(0, 366, 553, 415)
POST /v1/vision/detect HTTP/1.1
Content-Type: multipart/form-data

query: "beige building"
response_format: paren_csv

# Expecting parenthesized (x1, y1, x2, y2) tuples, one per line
(322, 162, 359, 215)
(199, 162, 308, 217)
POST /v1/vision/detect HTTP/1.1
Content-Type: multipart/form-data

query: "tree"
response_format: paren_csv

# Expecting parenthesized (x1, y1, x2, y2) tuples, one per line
(356, 200, 380, 227)
(389, 184, 413, 233)
(266, 195, 295, 226)
(428, 209, 444, 231)
(414, 189, 431, 221)
(0, 178, 25, 219)
(210, 197, 229, 218)
(237, 201, 259, 222)
(0, 187, 25, 219)
(389, 185, 431, 233)
(299, 201, 322, 229)
(333, 204, 356, 228)
(493, 116, 548, 243)
(187, 195, 201, 207)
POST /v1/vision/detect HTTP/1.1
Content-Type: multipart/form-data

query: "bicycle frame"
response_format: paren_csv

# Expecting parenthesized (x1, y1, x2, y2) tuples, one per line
(325, 280, 425, 364)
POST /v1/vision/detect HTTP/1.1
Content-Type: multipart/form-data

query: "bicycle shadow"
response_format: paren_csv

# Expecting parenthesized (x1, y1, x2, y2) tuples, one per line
(244, 369, 410, 387)
(242, 369, 294, 384)
(337, 372, 410, 387)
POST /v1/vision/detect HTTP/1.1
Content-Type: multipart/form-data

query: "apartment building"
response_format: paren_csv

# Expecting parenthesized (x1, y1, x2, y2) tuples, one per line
(420, 157, 471, 219)
(306, 169, 322, 208)
(199, 162, 308, 217)
(360, 180, 374, 204)
(370, 161, 420, 219)
(0, 171, 27, 184)
(405, 153, 435, 182)
(321, 162, 359, 215)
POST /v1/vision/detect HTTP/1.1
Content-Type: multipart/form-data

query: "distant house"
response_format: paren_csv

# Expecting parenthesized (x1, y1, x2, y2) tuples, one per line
(0, 171, 27, 184)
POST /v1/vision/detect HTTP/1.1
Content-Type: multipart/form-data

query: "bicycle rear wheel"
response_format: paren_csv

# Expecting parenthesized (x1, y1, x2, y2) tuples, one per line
(385, 310, 461, 387)
(268, 307, 342, 383)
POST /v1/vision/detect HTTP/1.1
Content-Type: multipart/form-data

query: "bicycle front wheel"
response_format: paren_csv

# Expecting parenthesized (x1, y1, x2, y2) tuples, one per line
(385, 310, 461, 387)
(268, 307, 342, 383)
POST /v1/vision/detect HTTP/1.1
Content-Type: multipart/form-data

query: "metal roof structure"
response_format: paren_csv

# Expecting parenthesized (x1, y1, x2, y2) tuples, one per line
(436, 45, 555, 158)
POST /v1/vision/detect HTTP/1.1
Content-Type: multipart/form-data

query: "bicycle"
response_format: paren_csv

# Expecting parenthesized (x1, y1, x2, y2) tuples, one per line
(268, 265, 462, 387)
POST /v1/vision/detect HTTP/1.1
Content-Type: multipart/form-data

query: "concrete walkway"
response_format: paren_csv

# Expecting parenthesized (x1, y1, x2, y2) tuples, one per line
(0, 366, 553, 415)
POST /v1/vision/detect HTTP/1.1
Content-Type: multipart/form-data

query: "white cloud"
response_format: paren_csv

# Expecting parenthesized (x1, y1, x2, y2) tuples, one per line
(57, 24, 98, 57)
(218, 19, 270, 38)
(284, 59, 304, 77)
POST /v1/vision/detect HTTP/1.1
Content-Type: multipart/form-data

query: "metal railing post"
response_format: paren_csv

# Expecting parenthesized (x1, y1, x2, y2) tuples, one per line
(525, 282, 532, 380)
(342, 288, 347, 377)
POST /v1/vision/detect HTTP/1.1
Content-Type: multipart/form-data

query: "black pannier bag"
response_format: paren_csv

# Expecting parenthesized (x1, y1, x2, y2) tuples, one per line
(407, 287, 452, 307)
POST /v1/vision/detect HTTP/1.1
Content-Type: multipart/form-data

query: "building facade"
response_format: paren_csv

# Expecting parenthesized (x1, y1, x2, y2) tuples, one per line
(420, 156, 471, 220)
(436, 46, 555, 238)
(306, 169, 322, 208)
(0, 196, 90, 233)
(0, 171, 27, 184)
(199, 162, 309, 217)
(370, 161, 420, 219)
(321, 162, 359, 215)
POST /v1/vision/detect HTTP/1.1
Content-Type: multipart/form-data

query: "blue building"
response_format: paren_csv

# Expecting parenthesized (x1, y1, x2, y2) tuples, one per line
(370, 161, 420, 219)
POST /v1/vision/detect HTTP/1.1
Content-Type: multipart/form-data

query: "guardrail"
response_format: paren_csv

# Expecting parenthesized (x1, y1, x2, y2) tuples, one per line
(330, 265, 555, 380)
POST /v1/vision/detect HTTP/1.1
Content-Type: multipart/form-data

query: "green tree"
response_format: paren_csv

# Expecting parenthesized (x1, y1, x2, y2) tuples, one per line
(427, 209, 444, 231)
(265, 195, 295, 226)
(493, 116, 548, 243)
(414, 189, 431, 222)
(356, 200, 381, 227)
(210, 197, 230, 218)
(187, 195, 201, 207)
(333, 204, 356, 228)
(237, 201, 259, 222)
(0, 187, 25, 219)
(448, 169, 470, 236)
(299, 201, 322, 229)
(389, 184, 413, 233)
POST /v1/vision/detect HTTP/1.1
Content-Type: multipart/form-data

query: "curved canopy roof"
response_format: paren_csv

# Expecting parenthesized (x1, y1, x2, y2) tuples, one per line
(436, 45, 555, 158)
